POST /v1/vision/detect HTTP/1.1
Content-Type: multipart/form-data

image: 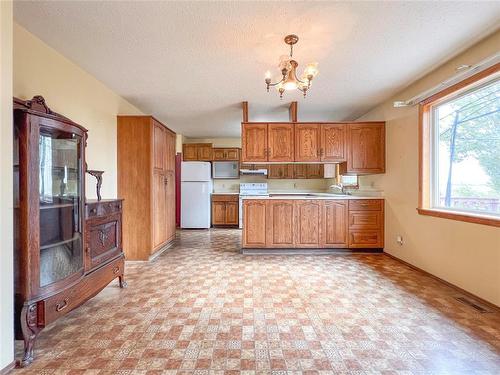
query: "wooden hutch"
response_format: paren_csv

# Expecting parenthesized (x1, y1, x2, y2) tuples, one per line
(14, 96, 126, 366)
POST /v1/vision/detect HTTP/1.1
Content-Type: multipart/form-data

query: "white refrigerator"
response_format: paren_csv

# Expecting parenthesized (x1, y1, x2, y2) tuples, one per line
(181, 162, 212, 228)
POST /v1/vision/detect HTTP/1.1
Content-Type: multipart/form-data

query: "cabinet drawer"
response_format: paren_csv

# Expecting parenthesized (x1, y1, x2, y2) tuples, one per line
(349, 211, 382, 230)
(349, 230, 383, 248)
(211, 194, 239, 202)
(349, 199, 383, 211)
(44, 257, 124, 324)
(87, 213, 122, 269)
(86, 200, 122, 218)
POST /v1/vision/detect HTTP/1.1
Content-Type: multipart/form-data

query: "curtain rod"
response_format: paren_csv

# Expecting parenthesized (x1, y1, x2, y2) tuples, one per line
(393, 52, 500, 107)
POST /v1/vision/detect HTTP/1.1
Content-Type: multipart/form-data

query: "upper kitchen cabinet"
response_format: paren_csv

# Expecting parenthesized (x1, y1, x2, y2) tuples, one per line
(344, 122, 385, 174)
(320, 124, 346, 162)
(241, 123, 268, 162)
(268, 123, 294, 162)
(295, 123, 320, 161)
(182, 143, 213, 161)
(213, 148, 240, 161)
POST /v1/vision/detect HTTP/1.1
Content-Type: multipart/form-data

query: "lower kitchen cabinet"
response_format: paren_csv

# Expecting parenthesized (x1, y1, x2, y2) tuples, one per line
(242, 200, 267, 247)
(267, 200, 295, 247)
(211, 194, 239, 227)
(321, 200, 348, 248)
(242, 199, 384, 249)
(295, 200, 321, 247)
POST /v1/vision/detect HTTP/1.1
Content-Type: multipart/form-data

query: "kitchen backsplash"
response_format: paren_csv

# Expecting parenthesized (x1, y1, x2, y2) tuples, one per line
(213, 176, 336, 193)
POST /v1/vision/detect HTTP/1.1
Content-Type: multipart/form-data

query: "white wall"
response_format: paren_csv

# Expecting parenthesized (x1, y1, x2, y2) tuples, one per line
(0, 0, 14, 370)
(357, 30, 500, 306)
(13, 23, 144, 200)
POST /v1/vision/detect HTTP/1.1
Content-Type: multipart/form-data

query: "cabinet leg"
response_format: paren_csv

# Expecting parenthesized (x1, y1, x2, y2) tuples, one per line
(119, 274, 128, 289)
(17, 303, 41, 368)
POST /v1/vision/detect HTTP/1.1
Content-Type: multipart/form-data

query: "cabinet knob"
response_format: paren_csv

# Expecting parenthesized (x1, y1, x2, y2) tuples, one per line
(113, 266, 120, 274)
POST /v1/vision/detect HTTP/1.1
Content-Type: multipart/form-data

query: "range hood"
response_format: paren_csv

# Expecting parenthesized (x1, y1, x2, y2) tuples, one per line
(239, 168, 268, 176)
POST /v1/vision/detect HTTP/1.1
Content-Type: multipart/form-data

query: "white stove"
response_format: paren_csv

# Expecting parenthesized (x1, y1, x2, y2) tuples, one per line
(239, 183, 268, 228)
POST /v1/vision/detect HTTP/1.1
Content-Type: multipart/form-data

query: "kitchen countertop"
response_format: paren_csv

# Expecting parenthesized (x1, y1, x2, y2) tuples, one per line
(211, 192, 239, 195)
(241, 193, 383, 200)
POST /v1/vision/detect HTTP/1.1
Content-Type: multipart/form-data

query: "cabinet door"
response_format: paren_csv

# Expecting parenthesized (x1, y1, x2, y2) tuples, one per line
(213, 148, 226, 161)
(212, 201, 226, 225)
(321, 124, 346, 161)
(321, 201, 348, 248)
(165, 131, 176, 171)
(225, 148, 240, 161)
(306, 164, 324, 179)
(242, 123, 268, 162)
(153, 123, 165, 171)
(293, 164, 308, 179)
(295, 124, 320, 161)
(183, 144, 198, 161)
(225, 202, 239, 225)
(152, 171, 167, 248)
(346, 123, 385, 174)
(267, 200, 295, 247)
(243, 200, 267, 247)
(268, 164, 293, 179)
(295, 200, 321, 247)
(268, 123, 294, 162)
(198, 144, 213, 161)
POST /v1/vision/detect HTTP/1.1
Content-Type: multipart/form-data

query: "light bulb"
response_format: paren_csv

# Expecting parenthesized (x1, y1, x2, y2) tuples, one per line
(283, 81, 298, 90)
(265, 71, 271, 79)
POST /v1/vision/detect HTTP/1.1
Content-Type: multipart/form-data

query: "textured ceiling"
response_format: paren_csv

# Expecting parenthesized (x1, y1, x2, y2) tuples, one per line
(13, 1, 500, 137)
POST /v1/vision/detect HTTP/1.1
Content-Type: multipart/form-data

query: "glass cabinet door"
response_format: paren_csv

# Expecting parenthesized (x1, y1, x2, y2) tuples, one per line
(39, 129, 83, 287)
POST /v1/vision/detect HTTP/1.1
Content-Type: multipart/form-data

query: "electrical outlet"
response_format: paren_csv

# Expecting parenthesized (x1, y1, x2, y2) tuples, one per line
(396, 235, 404, 246)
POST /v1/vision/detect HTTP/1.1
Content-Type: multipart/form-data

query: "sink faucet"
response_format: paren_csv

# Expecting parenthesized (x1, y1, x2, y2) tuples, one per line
(330, 183, 351, 195)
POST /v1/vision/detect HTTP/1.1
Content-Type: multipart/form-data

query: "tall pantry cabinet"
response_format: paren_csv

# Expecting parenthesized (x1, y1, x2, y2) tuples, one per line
(117, 116, 176, 261)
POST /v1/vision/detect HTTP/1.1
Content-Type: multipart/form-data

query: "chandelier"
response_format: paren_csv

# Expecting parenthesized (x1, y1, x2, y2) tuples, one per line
(265, 34, 319, 99)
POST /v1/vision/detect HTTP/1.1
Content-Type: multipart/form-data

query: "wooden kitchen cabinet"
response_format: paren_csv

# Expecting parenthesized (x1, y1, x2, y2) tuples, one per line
(118, 115, 177, 260)
(268, 123, 294, 162)
(321, 201, 348, 248)
(242, 200, 268, 247)
(295, 200, 321, 247)
(344, 123, 385, 174)
(242, 198, 383, 249)
(241, 123, 268, 162)
(320, 123, 346, 162)
(348, 199, 384, 248)
(268, 164, 294, 179)
(295, 123, 320, 161)
(183, 143, 213, 161)
(213, 147, 240, 161)
(266, 200, 295, 248)
(306, 164, 324, 179)
(211, 194, 239, 227)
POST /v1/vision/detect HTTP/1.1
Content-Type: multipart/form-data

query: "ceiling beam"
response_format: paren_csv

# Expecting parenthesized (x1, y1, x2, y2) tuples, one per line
(242, 101, 248, 122)
(289, 101, 298, 122)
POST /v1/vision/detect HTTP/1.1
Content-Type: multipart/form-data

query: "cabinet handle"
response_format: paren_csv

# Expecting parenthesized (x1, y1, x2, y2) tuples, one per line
(320, 148, 324, 157)
(55, 299, 69, 312)
(164, 177, 168, 185)
(113, 266, 120, 274)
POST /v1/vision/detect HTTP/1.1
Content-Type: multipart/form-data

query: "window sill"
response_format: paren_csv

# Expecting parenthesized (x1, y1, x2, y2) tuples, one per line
(417, 208, 500, 227)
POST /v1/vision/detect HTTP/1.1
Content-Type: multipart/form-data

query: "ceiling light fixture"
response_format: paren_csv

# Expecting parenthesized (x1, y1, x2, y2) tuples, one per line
(265, 34, 319, 99)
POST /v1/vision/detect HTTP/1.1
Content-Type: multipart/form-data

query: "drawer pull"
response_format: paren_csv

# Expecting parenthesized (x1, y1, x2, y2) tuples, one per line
(113, 266, 120, 274)
(90, 208, 97, 214)
(55, 299, 69, 312)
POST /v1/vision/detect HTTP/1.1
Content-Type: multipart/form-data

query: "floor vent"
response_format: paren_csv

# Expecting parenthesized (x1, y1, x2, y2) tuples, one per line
(455, 296, 492, 313)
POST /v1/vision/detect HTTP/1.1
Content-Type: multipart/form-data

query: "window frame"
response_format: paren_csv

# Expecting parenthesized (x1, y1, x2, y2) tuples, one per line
(418, 63, 500, 227)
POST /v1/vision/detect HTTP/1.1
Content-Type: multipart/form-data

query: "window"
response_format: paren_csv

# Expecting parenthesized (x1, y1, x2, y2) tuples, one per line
(419, 65, 500, 226)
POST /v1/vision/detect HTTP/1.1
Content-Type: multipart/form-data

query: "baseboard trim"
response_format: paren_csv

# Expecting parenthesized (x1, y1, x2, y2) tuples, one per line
(384, 252, 500, 312)
(149, 240, 175, 262)
(0, 360, 15, 374)
(242, 248, 383, 255)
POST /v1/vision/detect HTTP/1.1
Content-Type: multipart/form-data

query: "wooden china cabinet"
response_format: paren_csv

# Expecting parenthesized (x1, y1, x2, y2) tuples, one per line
(13, 96, 126, 367)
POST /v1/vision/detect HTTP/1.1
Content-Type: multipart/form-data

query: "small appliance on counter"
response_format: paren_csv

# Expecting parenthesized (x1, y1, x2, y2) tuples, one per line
(238, 182, 269, 228)
(181, 162, 212, 228)
(213, 161, 239, 179)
